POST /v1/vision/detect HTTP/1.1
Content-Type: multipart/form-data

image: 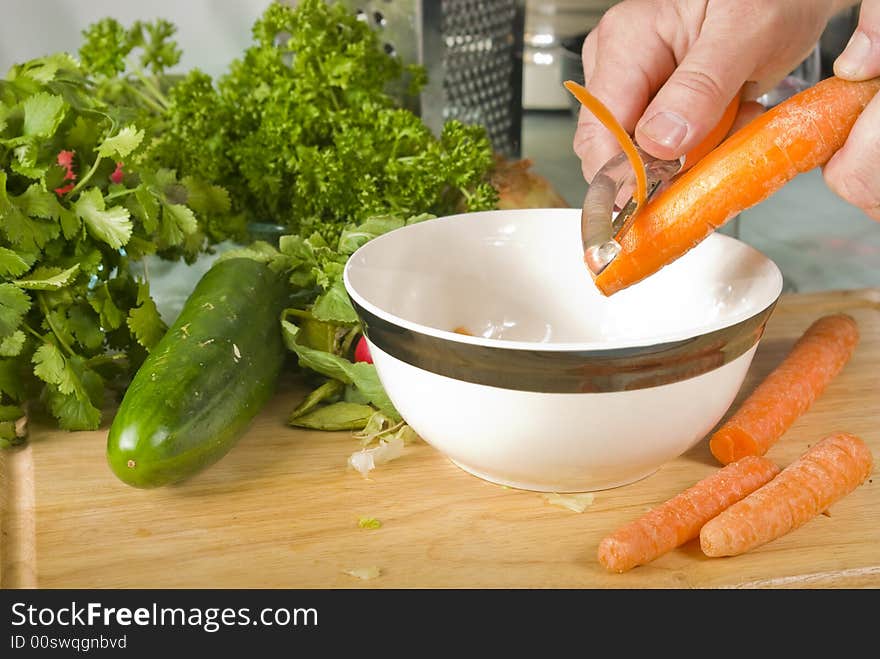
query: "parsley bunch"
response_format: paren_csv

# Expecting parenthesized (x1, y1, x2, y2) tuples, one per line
(0, 47, 224, 442)
(150, 0, 498, 244)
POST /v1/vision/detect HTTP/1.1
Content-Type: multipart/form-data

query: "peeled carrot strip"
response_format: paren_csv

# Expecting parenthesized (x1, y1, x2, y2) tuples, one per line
(594, 76, 880, 296)
(710, 314, 859, 465)
(597, 455, 779, 573)
(700, 432, 873, 557)
(564, 80, 648, 208)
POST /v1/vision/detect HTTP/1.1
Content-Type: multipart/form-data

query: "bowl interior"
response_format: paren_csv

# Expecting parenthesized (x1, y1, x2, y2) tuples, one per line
(344, 209, 783, 350)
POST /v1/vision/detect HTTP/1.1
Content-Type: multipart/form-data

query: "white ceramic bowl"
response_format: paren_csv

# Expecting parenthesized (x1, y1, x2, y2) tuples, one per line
(343, 209, 783, 492)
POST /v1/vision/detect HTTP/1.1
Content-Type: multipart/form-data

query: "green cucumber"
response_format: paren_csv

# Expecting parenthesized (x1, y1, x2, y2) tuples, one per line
(107, 258, 288, 488)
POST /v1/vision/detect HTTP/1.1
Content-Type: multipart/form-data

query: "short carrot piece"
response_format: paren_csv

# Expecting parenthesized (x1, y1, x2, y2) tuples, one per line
(709, 314, 859, 465)
(597, 455, 780, 573)
(594, 76, 880, 296)
(700, 432, 874, 557)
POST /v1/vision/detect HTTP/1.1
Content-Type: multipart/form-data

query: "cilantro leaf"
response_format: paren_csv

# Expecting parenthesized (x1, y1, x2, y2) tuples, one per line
(0, 358, 26, 399)
(97, 125, 145, 160)
(132, 184, 160, 233)
(126, 281, 166, 350)
(0, 247, 32, 278)
(1, 172, 61, 251)
(66, 304, 104, 351)
(33, 343, 75, 393)
(0, 284, 31, 337)
(22, 92, 67, 137)
(87, 283, 125, 331)
(74, 188, 133, 249)
(0, 331, 26, 357)
(46, 381, 101, 431)
(159, 202, 197, 246)
(13, 264, 80, 290)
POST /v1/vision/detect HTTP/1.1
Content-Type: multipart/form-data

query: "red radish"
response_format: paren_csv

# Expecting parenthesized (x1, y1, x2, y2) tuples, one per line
(354, 336, 373, 363)
(111, 162, 125, 184)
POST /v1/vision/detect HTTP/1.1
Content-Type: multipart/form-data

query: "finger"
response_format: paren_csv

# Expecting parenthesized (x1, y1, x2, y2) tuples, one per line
(835, 0, 880, 80)
(572, 5, 675, 181)
(823, 90, 880, 221)
(634, 10, 762, 161)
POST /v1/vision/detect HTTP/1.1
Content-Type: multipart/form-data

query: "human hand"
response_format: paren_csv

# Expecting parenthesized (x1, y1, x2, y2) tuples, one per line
(825, 0, 880, 220)
(573, 0, 848, 183)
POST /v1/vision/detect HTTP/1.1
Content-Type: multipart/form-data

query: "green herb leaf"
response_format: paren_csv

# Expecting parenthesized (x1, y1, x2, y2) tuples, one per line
(0, 331, 26, 357)
(0, 247, 32, 278)
(13, 264, 80, 290)
(288, 379, 344, 421)
(97, 125, 145, 160)
(33, 343, 73, 392)
(310, 278, 358, 324)
(132, 184, 160, 233)
(159, 202, 197, 246)
(87, 283, 125, 331)
(46, 382, 101, 431)
(74, 188, 133, 249)
(337, 215, 405, 254)
(281, 319, 398, 419)
(22, 92, 66, 137)
(0, 284, 31, 337)
(126, 281, 166, 350)
(288, 401, 375, 430)
(66, 304, 104, 351)
(0, 358, 26, 399)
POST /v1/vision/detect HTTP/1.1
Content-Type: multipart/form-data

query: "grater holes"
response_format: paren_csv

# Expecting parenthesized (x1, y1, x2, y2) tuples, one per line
(374, 11, 387, 27)
(383, 42, 397, 57)
(355, 9, 368, 22)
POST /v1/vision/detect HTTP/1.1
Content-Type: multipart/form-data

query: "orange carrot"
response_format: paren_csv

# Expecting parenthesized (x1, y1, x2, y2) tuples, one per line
(710, 314, 859, 465)
(679, 93, 741, 171)
(564, 80, 649, 209)
(594, 76, 880, 296)
(700, 432, 873, 557)
(597, 455, 780, 573)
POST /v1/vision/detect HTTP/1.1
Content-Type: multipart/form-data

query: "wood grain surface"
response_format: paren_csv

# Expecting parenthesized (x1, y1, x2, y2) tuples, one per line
(1, 289, 878, 589)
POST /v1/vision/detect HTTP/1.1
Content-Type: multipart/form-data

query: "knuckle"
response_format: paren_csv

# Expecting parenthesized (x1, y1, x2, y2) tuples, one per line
(672, 68, 727, 106)
(594, 1, 635, 41)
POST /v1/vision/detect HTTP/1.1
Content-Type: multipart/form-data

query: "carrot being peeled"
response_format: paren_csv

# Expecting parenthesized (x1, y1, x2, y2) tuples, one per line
(700, 432, 874, 557)
(595, 76, 880, 296)
(564, 80, 648, 209)
(710, 314, 859, 465)
(597, 455, 780, 573)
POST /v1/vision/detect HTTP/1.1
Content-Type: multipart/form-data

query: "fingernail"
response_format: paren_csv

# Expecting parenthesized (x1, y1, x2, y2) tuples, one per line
(837, 30, 871, 78)
(639, 111, 689, 150)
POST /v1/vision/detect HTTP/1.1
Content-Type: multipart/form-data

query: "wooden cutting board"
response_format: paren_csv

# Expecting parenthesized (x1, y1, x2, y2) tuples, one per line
(2, 289, 878, 589)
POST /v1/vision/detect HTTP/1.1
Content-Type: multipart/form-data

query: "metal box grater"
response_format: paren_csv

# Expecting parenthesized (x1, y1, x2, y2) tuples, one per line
(332, 0, 526, 157)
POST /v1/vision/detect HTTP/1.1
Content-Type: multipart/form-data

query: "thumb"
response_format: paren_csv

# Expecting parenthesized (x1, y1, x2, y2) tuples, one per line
(835, 0, 880, 80)
(634, 22, 758, 161)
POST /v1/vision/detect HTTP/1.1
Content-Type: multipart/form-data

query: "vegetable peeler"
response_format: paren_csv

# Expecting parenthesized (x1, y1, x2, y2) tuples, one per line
(576, 90, 742, 277)
(581, 149, 682, 276)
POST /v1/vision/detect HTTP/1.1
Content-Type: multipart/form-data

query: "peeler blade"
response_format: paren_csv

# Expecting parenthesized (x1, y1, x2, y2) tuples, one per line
(580, 151, 682, 277)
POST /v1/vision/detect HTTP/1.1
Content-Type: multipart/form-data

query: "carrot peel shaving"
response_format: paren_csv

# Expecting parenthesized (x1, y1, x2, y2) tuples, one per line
(564, 80, 647, 209)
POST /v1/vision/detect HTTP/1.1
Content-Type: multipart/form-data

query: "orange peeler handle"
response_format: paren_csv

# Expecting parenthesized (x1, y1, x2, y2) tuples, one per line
(679, 93, 742, 172)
